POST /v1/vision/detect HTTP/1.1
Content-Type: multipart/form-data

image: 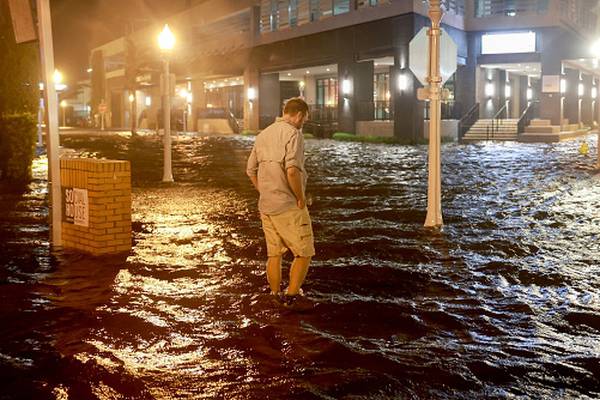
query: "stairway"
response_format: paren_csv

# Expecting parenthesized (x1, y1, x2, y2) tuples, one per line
(462, 119, 519, 142)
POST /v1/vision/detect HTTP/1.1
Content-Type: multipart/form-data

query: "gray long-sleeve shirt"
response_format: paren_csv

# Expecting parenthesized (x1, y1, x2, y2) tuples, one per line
(246, 118, 307, 215)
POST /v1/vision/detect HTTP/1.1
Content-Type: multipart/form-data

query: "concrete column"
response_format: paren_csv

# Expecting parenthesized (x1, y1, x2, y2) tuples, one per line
(540, 50, 562, 125)
(354, 60, 374, 122)
(336, 59, 374, 134)
(392, 62, 422, 141)
(258, 73, 281, 129)
(511, 75, 520, 118)
(191, 79, 206, 131)
(304, 75, 317, 105)
(455, 32, 478, 119)
(498, 70, 507, 118)
(337, 59, 355, 133)
(564, 67, 579, 126)
(581, 73, 593, 126)
(244, 66, 260, 132)
(480, 68, 501, 119)
(519, 75, 528, 115)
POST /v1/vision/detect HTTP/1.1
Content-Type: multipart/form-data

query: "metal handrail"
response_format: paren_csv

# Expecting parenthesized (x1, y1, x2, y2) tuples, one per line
(517, 101, 538, 136)
(458, 102, 479, 141)
(490, 103, 509, 138)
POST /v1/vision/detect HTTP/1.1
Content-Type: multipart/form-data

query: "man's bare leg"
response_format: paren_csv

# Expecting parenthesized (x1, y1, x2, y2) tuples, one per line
(266, 256, 282, 294)
(286, 256, 311, 295)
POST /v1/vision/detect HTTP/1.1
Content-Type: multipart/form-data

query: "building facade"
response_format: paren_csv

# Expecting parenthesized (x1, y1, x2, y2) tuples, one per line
(89, 0, 600, 140)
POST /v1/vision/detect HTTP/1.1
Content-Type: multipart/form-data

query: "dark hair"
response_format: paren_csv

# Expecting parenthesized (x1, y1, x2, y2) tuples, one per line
(283, 97, 309, 117)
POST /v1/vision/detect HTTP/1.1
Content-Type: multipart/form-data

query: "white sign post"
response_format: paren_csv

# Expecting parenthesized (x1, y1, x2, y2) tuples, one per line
(36, 0, 62, 247)
(409, 5, 457, 229)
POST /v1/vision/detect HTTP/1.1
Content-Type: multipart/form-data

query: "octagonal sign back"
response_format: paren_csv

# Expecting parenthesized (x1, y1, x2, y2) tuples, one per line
(409, 27, 458, 86)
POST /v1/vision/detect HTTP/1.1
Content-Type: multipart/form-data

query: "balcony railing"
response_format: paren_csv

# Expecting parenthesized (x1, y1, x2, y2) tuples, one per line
(308, 104, 338, 122)
(474, 0, 550, 17)
(260, 0, 463, 34)
(190, 10, 252, 56)
(424, 100, 462, 120)
(559, 0, 597, 34)
(373, 100, 393, 120)
(441, 0, 466, 16)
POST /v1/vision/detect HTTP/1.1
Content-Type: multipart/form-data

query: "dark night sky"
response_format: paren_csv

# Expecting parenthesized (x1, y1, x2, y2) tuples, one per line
(50, 0, 191, 85)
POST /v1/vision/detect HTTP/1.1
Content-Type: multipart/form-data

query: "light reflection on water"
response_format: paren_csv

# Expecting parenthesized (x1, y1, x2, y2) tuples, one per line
(0, 134, 599, 398)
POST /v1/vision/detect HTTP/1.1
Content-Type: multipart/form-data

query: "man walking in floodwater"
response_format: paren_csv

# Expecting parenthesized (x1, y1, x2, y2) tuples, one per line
(246, 98, 315, 307)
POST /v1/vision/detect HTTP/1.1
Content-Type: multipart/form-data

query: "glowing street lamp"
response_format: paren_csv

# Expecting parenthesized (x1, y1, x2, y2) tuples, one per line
(158, 24, 175, 51)
(158, 24, 175, 182)
(53, 69, 62, 84)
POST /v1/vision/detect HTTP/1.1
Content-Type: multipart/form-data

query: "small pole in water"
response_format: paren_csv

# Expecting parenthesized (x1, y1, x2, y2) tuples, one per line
(424, 0, 444, 229)
(37, 0, 62, 247)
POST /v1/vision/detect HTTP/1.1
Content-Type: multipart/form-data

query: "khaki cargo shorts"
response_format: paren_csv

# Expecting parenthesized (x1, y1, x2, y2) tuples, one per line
(260, 206, 315, 258)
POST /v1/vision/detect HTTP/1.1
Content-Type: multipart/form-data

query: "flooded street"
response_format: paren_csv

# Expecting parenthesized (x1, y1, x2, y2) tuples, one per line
(1, 133, 600, 399)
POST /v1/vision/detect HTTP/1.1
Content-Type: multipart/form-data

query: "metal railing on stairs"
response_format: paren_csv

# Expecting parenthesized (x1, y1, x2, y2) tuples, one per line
(488, 103, 508, 139)
(517, 101, 538, 137)
(458, 103, 479, 141)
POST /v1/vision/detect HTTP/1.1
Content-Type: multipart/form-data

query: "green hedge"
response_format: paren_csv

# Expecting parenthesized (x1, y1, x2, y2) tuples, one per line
(332, 132, 407, 144)
(332, 132, 455, 145)
(0, 113, 37, 183)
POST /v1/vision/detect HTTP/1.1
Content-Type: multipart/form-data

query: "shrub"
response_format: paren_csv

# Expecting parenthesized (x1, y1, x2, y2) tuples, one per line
(332, 132, 454, 145)
(0, 113, 37, 183)
(332, 132, 404, 144)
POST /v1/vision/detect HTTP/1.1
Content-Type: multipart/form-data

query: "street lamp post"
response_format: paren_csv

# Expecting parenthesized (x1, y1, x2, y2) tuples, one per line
(424, 0, 443, 228)
(158, 24, 175, 182)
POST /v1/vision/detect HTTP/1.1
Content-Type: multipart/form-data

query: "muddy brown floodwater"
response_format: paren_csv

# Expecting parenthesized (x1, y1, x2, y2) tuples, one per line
(1, 133, 599, 399)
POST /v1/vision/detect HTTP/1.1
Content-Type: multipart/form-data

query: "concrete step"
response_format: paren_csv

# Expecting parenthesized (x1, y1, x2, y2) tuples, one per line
(471, 125, 518, 129)
(467, 129, 518, 134)
(563, 124, 581, 131)
(471, 122, 518, 127)
(525, 125, 561, 133)
(477, 118, 519, 123)
(529, 119, 551, 126)
(462, 137, 519, 142)
(464, 134, 519, 139)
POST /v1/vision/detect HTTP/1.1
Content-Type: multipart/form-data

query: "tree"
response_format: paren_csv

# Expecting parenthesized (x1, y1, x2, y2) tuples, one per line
(0, 1, 39, 115)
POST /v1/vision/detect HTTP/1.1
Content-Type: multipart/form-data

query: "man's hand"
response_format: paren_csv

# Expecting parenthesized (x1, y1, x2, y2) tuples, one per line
(249, 175, 259, 191)
(286, 166, 305, 209)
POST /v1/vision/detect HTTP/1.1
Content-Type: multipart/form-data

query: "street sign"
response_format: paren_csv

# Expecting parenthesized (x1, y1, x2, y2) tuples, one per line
(409, 27, 458, 86)
(8, 0, 37, 43)
(62, 187, 89, 227)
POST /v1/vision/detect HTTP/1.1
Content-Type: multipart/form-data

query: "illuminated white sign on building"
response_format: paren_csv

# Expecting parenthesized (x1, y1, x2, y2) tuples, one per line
(481, 32, 536, 55)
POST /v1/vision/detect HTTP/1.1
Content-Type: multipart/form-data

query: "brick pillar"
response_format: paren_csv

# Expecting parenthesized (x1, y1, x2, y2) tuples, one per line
(60, 158, 132, 256)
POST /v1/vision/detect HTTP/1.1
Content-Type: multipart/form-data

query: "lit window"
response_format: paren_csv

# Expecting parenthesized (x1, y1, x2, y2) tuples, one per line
(481, 32, 536, 55)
